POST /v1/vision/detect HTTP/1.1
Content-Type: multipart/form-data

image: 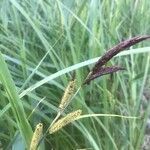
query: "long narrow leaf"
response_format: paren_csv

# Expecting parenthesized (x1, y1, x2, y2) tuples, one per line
(0, 52, 33, 148)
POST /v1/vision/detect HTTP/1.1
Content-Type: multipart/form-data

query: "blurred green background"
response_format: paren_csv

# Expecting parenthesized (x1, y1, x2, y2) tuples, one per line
(0, 0, 150, 149)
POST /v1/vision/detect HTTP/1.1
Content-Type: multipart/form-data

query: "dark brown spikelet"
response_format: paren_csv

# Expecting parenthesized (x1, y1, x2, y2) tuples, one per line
(84, 66, 125, 84)
(84, 35, 150, 84)
(92, 35, 150, 73)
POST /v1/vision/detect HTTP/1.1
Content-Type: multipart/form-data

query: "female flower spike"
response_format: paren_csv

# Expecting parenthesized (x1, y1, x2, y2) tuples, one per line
(84, 35, 150, 84)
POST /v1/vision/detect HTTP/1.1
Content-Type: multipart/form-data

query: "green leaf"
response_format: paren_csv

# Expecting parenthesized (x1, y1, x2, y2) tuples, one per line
(0, 52, 33, 148)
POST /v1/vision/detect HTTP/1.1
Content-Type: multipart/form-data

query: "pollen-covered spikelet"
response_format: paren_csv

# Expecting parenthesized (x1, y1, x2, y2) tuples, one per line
(59, 79, 76, 110)
(49, 109, 82, 134)
(30, 123, 43, 150)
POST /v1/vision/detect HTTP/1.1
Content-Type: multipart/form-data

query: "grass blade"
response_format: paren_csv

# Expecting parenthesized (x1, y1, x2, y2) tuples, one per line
(0, 52, 33, 148)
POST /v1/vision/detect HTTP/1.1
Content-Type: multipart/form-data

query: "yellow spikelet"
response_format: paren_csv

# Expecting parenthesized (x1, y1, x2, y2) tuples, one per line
(49, 109, 82, 134)
(30, 123, 43, 150)
(59, 79, 76, 110)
